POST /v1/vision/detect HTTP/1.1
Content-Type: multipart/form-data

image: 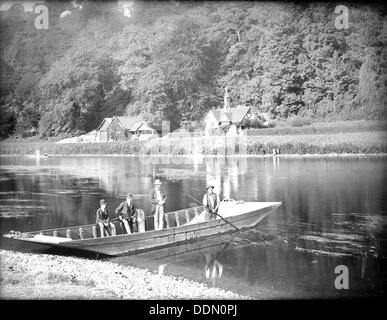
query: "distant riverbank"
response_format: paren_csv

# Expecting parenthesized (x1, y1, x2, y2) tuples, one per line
(1, 153, 387, 159)
(1, 130, 386, 156)
(0, 250, 246, 299)
(2, 121, 386, 156)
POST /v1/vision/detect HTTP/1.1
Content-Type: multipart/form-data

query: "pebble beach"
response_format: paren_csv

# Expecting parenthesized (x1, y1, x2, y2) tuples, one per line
(0, 250, 246, 299)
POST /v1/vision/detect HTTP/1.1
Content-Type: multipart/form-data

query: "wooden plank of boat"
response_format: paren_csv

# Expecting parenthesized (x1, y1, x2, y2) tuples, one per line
(3, 201, 281, 256)
(30, 234, 73, 244)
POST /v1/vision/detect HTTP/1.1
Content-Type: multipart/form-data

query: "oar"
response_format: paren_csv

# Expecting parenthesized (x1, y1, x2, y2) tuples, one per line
(184, 193, 240, 231)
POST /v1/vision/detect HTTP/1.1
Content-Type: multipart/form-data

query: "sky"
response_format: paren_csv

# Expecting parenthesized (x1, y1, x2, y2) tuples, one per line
(0, 0, 134, 18)
(0, 1, 44, 12)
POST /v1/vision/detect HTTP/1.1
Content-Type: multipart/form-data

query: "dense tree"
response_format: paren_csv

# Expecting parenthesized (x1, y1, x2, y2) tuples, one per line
(38, 40, 125, 136)
(0, 0, 385, 138)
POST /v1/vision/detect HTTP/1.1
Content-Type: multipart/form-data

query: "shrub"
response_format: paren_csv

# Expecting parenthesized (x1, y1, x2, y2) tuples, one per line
(286, 115, 313, 127)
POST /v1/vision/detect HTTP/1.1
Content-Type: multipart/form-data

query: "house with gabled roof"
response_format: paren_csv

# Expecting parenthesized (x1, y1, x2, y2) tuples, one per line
(204, 105, 254, 136)
(95, 116, 158, 142)
(204, 86, 260, 136)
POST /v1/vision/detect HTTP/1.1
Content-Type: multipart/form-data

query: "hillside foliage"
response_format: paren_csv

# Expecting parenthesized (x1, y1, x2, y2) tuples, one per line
(0, 0, 385, 138)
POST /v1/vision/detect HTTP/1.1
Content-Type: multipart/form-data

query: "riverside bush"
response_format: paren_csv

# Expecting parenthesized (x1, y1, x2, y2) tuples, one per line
(245, 120, 386, 136)
(286, 115, 314, 127)
(1, 130, 386, 155)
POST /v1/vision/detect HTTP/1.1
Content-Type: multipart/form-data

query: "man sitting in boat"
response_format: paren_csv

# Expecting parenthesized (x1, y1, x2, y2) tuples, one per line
(115, 193, 138, 234)
(150, 179, 167, 230)
(202, 186, 220, 221)
(96, 199, 116, 237)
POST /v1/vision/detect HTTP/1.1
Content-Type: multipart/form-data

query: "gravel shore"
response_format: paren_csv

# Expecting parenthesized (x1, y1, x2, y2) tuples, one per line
(0, 250, 247, 299)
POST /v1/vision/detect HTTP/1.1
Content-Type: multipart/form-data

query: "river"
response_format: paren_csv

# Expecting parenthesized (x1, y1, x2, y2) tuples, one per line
(0, 155, 386, 298)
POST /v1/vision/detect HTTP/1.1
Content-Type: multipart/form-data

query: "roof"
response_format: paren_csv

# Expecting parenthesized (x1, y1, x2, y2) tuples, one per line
(97, 118, 112, 131)
(130, 121, 144, 132)
(137, 123, 156, 132)
(97, 116, 155, 132)
(219, 111, 233, 123)
(208, 106, 250, 125)
(114, 116, 155, 131)
(24, 127, 38, 133)
(115, 117, 137, 130)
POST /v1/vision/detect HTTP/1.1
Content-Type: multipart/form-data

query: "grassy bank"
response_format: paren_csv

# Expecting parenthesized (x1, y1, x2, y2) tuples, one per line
(244, 131, 387, 155)
(246, 120, 387, 136)
(1, 132, 386, 156)
(0, 250, 245, 299)
(1, 121, 386, 156)
(0, 141, 145, 156)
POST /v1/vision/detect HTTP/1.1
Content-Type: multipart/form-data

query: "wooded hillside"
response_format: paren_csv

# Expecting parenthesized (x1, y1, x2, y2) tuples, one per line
(0, 0, 385, 138)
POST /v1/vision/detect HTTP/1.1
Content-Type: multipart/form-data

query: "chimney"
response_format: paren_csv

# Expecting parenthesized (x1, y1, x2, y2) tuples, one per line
(224, 86, 228, 110)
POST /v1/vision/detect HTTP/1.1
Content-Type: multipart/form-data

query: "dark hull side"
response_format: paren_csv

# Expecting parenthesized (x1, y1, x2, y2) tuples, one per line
(59, 203, 280, 256)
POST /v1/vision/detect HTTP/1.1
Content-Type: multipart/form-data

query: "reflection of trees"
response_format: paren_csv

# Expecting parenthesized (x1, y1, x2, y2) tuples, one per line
(4, 158, 159, 229)
(53, 157, 156, 213)
(206, 157, 222, 197)
(204, 157, 248, 200)
(262, 158, 387, 244)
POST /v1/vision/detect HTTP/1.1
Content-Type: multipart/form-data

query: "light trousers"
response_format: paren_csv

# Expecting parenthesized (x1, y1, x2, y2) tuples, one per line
(120, 218, 131, 234)
(154, 205, 164, 230)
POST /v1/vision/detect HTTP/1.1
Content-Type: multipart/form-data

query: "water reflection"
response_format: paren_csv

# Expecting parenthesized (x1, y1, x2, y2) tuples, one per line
(204, 246, 226, 285)
(0, 155, 386, 298)
(203, 157, 248, 200)
(111, 234, 233, 287)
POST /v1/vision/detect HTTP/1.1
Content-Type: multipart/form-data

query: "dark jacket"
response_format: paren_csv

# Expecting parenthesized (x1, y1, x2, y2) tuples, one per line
(115, 201, 137, 220)
(96, 208, 110, 224)
(150, 188, 167, 214)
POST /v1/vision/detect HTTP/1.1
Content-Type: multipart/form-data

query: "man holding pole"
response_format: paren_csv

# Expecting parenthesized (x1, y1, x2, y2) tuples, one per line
(202, 186, 220, 221)
(150, 179, 167, 230)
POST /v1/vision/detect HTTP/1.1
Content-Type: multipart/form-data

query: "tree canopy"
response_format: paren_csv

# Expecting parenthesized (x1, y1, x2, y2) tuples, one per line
(0, 0, 385, 138)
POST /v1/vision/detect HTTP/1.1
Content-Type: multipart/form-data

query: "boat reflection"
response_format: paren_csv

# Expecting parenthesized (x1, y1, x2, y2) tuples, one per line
(109, 234, 240, 285)
(204, 248, 225, 284)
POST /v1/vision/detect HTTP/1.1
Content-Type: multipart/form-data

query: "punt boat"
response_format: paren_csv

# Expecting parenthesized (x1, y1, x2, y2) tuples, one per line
(3, 200, 281, 256)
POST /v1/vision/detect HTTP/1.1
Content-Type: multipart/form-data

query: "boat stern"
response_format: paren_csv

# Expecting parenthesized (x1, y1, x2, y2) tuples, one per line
(3, 230, 72, 245)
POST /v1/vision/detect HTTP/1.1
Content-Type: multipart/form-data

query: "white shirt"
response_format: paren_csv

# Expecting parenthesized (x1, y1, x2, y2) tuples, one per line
(203, 193, 219, 211)
(155, 189, 163, 203)
(208, 194, 215, 208)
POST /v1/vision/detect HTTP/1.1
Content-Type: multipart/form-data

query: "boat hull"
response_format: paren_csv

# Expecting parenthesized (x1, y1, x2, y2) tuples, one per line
(3, 202, 281, 256)
(60, 202, 280, 255)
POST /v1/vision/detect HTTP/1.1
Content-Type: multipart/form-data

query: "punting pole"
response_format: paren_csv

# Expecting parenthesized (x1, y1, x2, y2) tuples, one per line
(184, 193, 240, 231)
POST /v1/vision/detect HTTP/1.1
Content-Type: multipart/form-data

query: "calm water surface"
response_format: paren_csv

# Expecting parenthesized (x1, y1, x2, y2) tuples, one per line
(0, 155, 386, 298)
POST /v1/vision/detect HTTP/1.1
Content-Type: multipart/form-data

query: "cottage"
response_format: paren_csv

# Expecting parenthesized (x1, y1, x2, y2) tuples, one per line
(22, 126, 38, 137)
(204, 87, 260, 136)
(96, 118, 112, 142)
(204, 106, 253, 136)
(95, 116, 158, 142)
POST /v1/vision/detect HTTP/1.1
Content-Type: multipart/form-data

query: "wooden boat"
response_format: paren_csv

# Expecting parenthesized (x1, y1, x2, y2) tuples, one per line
(3, 200, 281, 256)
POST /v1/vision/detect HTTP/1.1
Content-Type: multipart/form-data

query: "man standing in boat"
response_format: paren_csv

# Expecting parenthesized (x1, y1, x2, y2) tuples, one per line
(96, 199, 116, 237)
(202, 186, 220, 221)
(115, 193, 138, 234)
(150, 179, 167, 230)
